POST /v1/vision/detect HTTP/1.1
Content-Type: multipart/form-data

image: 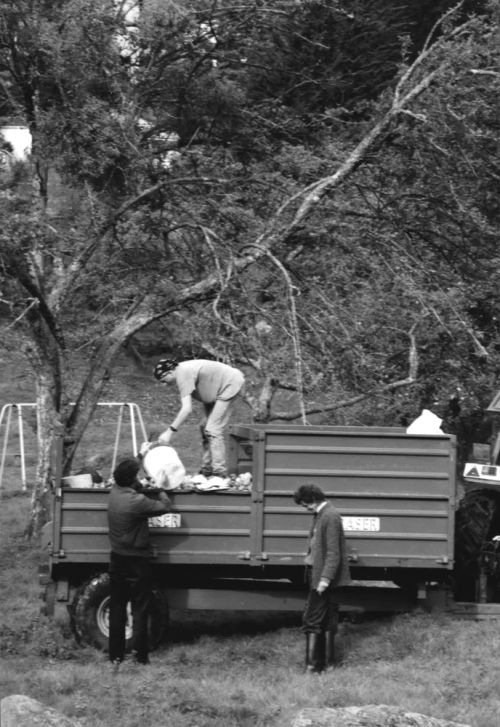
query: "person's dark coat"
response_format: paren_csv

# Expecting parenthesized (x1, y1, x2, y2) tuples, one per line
(308, 502, 351, 589)
(107, 484, 171, 557)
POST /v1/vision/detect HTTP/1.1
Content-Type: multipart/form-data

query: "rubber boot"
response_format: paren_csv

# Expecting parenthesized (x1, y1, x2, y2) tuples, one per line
(324, 630, 336, 671)
(305, 632, 324, 673)
(305, 633, 311, 670)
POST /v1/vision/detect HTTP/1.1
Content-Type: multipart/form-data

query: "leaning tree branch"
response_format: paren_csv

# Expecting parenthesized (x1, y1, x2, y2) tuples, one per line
(72, 4, 474, 351)
(269, 325, 418, 422)
(61, 6, 469, 444)
(246, 3, 470, 251)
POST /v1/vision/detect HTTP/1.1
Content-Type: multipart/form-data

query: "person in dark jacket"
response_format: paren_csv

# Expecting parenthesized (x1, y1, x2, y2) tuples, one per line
(293, 483, 351, 673)
(107, 458, 172, 666)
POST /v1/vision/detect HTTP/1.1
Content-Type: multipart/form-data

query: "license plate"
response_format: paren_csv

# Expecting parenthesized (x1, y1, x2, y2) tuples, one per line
(149, 513, 181, 528)
(342, 516, 380, 532)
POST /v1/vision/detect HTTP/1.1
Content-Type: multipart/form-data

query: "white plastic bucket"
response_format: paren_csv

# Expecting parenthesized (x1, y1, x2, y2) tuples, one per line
(142, 445, 186, 490)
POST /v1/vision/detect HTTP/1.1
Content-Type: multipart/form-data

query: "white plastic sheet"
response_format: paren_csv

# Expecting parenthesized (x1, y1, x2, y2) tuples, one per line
(406, 409, 444, 435)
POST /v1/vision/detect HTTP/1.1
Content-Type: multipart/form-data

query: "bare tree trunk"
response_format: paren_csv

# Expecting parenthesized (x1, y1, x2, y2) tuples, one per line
(22, 307, 65, 538)
(243, 374, 277, 422)
(27, 372, 62, 540)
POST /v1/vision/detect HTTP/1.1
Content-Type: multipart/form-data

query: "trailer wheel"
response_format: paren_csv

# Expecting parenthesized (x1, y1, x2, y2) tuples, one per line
(454, 488, 500, 600)
(71, 573, 169, 652)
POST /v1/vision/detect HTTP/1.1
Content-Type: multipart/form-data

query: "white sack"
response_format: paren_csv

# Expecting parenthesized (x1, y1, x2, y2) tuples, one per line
(141, 443, 186, 490)
(406, 409, 444, 435)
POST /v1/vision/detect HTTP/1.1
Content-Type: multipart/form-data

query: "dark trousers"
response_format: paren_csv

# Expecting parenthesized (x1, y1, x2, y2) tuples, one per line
(302, 584, 339, 634)
(109, 552, 152, 664)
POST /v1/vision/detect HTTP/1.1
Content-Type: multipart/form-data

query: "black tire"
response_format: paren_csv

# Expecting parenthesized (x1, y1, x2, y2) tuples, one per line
(454, 488, 500, 601)
(71, 573, 169, 652)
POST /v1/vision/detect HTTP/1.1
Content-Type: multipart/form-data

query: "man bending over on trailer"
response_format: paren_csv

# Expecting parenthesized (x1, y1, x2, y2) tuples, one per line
(153, 358, 245, 487)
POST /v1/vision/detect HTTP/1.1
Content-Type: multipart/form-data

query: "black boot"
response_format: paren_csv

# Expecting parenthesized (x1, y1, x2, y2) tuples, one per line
(305, 632, 324, 673)
(324, 630, 336, 671)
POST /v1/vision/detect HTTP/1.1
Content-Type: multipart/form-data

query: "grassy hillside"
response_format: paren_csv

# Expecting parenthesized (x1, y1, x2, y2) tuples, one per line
(2, 351, 500, 727)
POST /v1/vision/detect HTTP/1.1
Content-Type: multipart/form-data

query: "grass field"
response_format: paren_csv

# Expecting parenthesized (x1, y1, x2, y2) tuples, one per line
(2, 351, 500, 726)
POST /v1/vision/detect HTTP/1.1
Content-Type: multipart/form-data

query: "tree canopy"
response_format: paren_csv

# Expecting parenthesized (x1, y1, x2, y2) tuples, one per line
(0, 0, 499, 533)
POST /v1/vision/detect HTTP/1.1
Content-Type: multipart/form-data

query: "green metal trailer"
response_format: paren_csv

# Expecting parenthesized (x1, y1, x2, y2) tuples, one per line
(40, 424, 457, 650)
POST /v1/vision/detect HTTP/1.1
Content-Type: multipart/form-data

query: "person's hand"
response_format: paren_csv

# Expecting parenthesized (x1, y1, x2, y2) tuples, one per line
(316, 578, 330, 594)
(139, 441, 151, 455)
(159, 491, 172, 506)
(158, 428, 172, 444)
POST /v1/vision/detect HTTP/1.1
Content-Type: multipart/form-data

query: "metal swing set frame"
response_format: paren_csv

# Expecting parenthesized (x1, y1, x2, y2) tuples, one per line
(0, 401, 147, 492)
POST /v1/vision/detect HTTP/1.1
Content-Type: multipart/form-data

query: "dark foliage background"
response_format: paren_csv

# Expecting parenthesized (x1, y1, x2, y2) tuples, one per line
(0, 0, 499, 528)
